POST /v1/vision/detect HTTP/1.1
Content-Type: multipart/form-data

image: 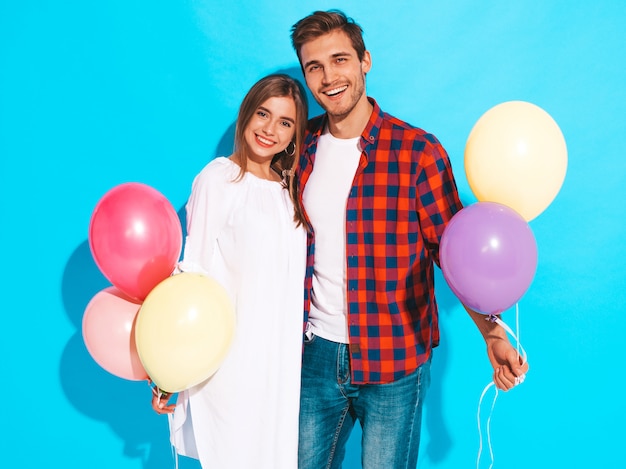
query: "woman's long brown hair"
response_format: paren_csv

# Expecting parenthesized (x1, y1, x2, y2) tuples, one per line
(233, 73, 308, 227)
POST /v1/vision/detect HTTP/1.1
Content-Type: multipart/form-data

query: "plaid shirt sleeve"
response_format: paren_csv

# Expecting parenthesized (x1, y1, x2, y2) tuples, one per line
(298, 100, 463, 384)
(415, 132, 464, 267)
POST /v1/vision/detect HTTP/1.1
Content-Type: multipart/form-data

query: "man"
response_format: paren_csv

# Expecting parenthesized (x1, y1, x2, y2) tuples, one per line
(290, 9, 529, 469)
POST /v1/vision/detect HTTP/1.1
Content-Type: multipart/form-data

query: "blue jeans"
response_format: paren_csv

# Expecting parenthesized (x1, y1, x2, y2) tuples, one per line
(298, 334, 431, 469)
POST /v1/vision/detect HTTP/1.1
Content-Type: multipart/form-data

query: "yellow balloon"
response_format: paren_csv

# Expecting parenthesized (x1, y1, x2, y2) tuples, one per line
(464, 101, 567, 221)
(135, 272, 235, 393)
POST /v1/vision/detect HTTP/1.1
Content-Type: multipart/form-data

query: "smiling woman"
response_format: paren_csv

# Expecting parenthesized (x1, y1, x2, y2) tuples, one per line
(148, 73, 310, 468)
(237, 96, 298, 181)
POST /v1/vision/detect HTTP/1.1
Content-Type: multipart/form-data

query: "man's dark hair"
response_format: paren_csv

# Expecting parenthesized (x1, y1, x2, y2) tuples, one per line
(290, 10, 366, 65)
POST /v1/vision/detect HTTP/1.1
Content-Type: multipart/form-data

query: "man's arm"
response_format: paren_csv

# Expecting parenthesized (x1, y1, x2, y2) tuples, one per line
(464, 305, 529, 391)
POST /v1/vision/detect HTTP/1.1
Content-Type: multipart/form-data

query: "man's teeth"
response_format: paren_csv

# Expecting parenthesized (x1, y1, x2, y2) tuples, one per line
(325, 85, 348, 96)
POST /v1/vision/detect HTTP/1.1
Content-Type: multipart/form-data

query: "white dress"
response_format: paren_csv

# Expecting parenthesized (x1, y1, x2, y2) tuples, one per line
(169, 157, 306, 469)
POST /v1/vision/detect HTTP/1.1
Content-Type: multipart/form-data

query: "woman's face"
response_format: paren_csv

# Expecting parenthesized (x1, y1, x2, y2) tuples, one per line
(244, 96, 297, 163)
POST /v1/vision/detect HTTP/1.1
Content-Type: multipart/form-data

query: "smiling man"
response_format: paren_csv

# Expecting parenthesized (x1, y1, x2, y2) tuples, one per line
(290, 9, 529, 469)
(298, 28, 371, 135)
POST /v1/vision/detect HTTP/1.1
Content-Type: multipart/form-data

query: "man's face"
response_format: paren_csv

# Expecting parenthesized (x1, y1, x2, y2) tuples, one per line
(300, 30, 371, 121)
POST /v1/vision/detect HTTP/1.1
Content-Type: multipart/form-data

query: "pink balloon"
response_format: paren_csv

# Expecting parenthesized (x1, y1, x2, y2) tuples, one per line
(440, 202, 538, 315)
(82, 286, 148, 381)
(89, 183, 182, 300)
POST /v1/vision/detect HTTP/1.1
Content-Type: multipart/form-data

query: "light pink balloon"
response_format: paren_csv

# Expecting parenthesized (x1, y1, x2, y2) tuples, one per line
(89, 182, 182, 301)
(82, 286, 148, 381)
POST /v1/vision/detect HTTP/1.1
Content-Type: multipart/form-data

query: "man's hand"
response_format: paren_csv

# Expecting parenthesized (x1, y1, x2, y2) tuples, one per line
(465, 306, 529, 391)
(485, 336, 528, 391)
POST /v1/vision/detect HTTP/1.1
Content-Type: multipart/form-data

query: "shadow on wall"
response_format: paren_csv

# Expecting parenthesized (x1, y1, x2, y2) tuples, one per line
(60, 203, 194, 469)
(60, 241, 177, 468)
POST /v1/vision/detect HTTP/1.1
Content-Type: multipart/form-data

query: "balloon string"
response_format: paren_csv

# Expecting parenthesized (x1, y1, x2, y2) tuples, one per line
(515, 303, 519, 352)
(476, 304, 528, 468)
(476, 381, 498, 469)
(493, 311, 527, 366)
(148, 380, 179, 469)
(515, 303, 522, 364)
(167, 413, 180, 469)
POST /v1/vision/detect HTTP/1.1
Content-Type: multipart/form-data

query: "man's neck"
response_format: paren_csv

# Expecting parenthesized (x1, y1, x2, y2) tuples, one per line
(327, 96, 373, 139)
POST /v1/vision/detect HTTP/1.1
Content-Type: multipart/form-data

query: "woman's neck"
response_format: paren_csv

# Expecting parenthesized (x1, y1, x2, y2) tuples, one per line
(230, 153, 281, 181)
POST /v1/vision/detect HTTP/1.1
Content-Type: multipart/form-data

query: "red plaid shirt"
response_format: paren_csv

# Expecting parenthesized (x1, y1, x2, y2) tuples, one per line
(297, 98, 463, 384)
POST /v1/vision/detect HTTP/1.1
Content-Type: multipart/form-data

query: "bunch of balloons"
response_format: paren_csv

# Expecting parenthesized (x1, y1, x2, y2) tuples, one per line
(441, 101, 567, 315)
(82, 182, 235, 392)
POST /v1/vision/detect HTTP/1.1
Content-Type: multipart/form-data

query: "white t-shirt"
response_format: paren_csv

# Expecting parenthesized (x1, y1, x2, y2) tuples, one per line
(302, 129, 361, 343)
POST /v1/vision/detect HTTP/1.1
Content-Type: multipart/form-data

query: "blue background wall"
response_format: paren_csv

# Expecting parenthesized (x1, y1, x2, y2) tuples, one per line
(1, 1, 624, 467)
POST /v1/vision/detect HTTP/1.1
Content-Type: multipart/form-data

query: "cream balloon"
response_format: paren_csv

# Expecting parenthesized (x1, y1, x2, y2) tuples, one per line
(464, 101, 567, 221)
(135, 272, 236, 393)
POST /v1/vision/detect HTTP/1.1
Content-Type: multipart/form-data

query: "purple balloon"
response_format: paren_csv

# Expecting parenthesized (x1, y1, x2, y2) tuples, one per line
(440, 202, 538, 315)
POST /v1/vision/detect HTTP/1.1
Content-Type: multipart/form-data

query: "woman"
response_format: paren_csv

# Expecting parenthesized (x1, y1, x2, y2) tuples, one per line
(151, 73, 308, 468)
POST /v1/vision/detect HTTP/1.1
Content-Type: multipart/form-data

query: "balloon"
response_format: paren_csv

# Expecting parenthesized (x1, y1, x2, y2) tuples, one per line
(82, 286, 148, 381)
(135, 272, 236, 393)
(440, 202, 538, 315)
(464, 101, 567, 221)
(89, 182, 182, 301)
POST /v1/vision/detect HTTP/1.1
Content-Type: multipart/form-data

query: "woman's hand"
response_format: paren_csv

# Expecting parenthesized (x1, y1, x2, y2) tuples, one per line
(150, 385, 176, 415)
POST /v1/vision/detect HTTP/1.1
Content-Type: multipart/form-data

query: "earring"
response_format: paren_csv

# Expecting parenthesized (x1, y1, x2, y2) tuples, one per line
(285, 141, 296, 157)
